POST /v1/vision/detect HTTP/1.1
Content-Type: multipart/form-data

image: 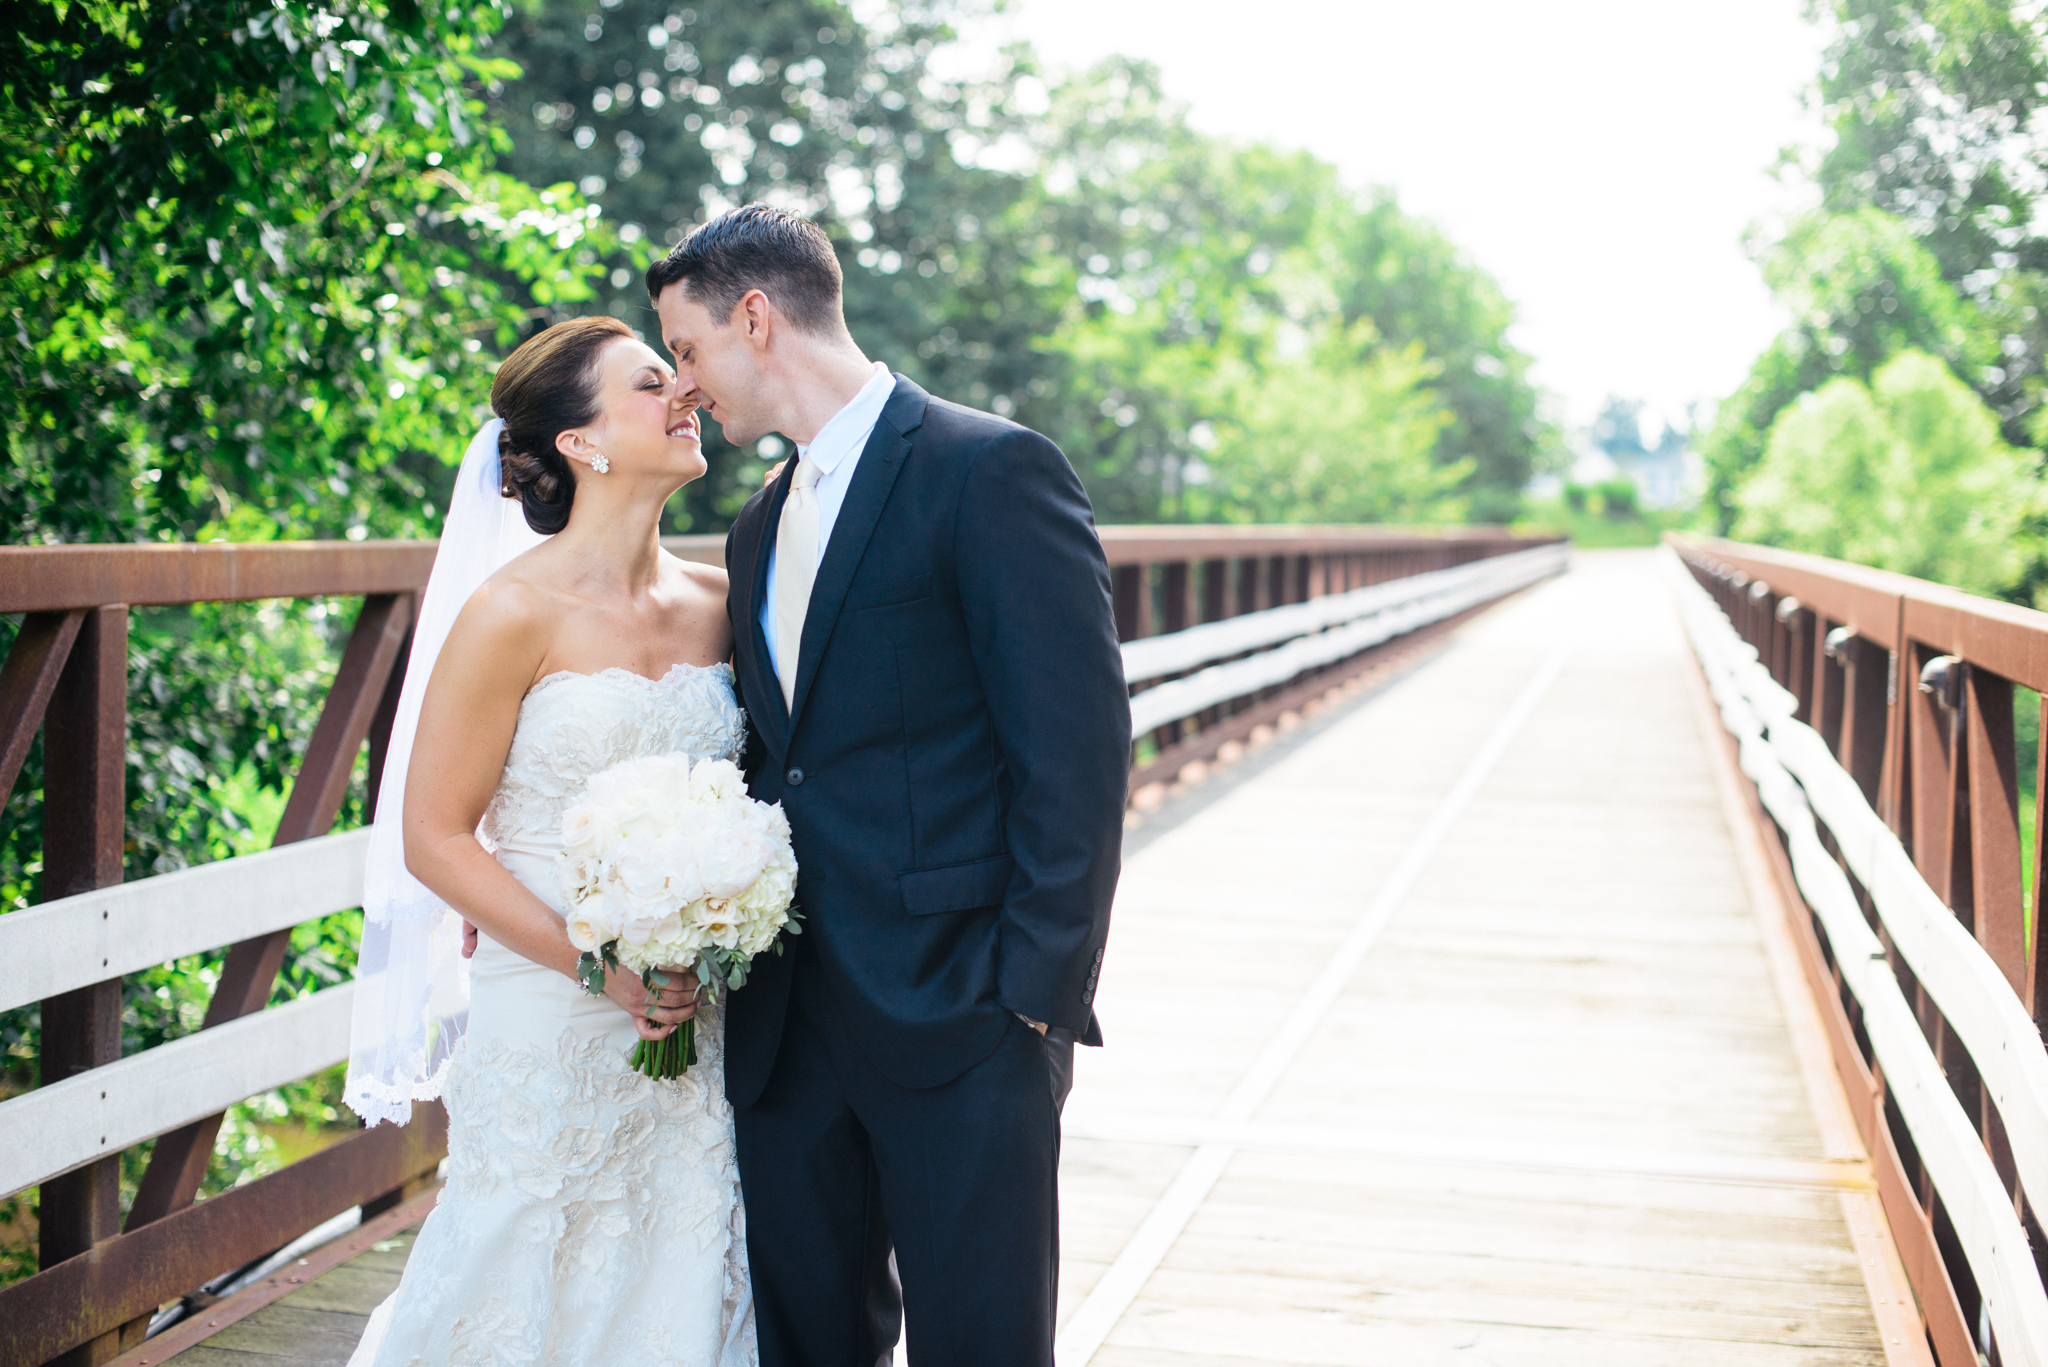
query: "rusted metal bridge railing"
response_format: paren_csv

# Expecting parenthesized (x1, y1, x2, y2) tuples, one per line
(0, 524, 1559, 1367)
(1673, 533, 2048, 1367)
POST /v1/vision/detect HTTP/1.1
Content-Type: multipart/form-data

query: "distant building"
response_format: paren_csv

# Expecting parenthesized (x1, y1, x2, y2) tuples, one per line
(1619, 444, 1698, 510)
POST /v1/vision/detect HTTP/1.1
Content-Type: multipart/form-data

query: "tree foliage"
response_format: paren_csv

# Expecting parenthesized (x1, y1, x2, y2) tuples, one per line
(1708, 0, 2048, 542)
(0, 0, 1556, 1263)
(1005, 60, 1547, 523)
(2, 0, 619, 546)
(1733, 349, 2040, 593)
(484, 0, 1051, 529)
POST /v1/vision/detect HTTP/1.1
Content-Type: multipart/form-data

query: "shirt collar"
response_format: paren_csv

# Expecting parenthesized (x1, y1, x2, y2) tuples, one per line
(797, 362, 895, 476)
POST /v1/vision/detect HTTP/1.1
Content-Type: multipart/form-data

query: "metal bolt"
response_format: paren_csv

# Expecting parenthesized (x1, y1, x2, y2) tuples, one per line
(1824, 625, 1857, 660)
(1919, 654, 1962, 709)
(1774, 595, 1803, 624)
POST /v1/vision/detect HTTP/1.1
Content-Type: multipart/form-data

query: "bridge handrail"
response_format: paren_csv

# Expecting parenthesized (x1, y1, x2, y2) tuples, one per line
(1126, 545, 1567, 731)
(0, 523, 1560, 1365)
(0, 829, 370, 1016)
(1671, 532, 2048, 1366)
(1121, 543, 1567, 684)
(1671, 552, 2048, 1365)
(0, 985, 355, 1201)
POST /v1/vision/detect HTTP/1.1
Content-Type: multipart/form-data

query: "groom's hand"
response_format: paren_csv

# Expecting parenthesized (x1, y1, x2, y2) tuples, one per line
(461, 919, 478, 958)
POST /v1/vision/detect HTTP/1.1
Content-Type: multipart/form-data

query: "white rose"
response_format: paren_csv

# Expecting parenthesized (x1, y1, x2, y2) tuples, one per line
(554, 851, 601, 905)
(615, 784, 670, 838)
(565, 891, 619, 952)
(688, 758, 747, 807)
(559, 802, 605, 854)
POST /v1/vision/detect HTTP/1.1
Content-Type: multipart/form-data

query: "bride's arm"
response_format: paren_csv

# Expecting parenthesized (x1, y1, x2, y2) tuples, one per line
(403, 580, 695, 1038)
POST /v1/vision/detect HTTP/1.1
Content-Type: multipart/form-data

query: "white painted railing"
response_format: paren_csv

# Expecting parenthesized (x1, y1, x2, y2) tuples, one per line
(0, 828, 371, 1015)
(0, 831, 370, 1195)
(1123, 543, 1567, 734)
(0, 984, 354, 1197)
(1669, 549, 2048, 1366)
(0, 540, 1563, 1201)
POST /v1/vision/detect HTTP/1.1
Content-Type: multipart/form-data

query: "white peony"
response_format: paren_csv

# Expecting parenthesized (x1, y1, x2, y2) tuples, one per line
(687, 757, 747, 807)
(605, 834, 696, 927)
(693, 820, 773, 899)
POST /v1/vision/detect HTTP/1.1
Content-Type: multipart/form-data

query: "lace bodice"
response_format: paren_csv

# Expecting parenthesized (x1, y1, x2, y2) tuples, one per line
(482, 663, 747, 857)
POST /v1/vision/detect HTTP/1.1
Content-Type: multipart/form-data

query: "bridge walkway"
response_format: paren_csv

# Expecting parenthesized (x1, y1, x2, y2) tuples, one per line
(134, 551, 1913, 1367)
(1051, 549, 1912, 1366)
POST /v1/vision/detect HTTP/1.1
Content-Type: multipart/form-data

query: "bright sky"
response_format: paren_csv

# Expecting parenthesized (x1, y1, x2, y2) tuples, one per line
(957, 0, 1830, 443)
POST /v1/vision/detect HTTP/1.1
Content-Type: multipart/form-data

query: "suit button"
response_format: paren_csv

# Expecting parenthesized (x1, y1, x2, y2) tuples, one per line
(786, 767, 805, 786)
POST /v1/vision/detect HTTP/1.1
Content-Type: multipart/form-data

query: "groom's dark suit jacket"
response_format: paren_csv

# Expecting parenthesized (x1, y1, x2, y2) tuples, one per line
(722, 375, 1130, 1107)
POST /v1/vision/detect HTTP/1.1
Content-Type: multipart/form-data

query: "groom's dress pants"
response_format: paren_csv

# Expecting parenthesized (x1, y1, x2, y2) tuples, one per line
(735, 947, 1062, 1367)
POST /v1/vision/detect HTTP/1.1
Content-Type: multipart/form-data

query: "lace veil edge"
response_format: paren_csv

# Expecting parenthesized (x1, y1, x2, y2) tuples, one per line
(345, 419, 548, 1126)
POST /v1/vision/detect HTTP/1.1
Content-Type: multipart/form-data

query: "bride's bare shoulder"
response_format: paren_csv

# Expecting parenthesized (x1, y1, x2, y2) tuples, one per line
(443, 561, 561, 668)
(663, 550, 729, 600)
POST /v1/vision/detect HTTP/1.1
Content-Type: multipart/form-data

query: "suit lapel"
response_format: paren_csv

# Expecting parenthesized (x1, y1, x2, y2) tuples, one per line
(787, 376, 929, 730)
(735, 464, 795, 752)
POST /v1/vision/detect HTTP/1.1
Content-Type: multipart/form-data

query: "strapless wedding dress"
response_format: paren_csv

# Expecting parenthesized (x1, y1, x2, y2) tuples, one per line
(349, 663, 757, 1367)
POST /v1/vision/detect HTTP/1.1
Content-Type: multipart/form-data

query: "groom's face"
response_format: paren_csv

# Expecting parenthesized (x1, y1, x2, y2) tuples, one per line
(657, 284, 771, 448)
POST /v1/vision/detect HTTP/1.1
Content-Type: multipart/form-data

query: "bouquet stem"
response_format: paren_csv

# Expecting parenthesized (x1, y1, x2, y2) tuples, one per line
(630, 1016, 697, 1079)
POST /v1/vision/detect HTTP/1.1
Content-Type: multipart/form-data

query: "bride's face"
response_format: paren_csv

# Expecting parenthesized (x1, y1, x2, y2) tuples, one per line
(572, 338, 706, 486)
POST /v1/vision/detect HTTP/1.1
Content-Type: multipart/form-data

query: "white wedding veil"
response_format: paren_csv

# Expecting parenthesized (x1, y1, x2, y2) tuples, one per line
(344, 419, 548, 1127)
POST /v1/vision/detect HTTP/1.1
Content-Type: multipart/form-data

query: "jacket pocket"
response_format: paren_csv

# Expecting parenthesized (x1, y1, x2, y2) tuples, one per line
(842, 573, 932, 613)
(899, 854, 1014, 916)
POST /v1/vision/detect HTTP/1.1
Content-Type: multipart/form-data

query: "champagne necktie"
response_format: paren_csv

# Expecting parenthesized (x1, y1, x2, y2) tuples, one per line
(772, 456, 820, 710)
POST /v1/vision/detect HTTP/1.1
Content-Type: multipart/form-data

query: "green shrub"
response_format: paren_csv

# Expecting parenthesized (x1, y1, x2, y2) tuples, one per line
(1733, 350, 2045, 597)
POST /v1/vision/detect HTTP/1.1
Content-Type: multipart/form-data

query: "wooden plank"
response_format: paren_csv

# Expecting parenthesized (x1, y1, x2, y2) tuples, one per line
(100, 1192, 436, 1367)
(1060, 553, 1908, 1367)
(0, 609, 82, 800)
(0, 831, 371, 1014)
(1, 1109, 445, 1367)
(0, 986, 353, 1197)
(0, 544, 438, 614)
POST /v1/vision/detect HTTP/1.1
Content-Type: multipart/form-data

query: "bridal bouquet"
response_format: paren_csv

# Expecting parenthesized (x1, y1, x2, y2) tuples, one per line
(557, 752, 800, 1078)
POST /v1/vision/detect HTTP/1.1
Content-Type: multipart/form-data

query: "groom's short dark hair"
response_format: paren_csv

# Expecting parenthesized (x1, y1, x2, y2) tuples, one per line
(646, 204, 843, 333)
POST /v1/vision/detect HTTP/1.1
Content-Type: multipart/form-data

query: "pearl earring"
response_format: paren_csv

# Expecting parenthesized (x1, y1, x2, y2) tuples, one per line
(590, 451, 611, 475)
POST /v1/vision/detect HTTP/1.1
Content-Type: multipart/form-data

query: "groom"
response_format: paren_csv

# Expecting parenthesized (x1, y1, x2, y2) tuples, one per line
(647, 204, 1130, 1366)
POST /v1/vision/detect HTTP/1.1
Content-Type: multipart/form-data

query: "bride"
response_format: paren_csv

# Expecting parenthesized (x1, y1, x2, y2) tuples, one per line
(341, 314, 755, 1365)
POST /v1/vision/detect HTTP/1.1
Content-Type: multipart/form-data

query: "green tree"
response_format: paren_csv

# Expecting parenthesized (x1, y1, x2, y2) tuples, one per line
(1013, 59, 1543, 523)
(1732, 349, 2042, 594)
(486, 0, 1061, 529)
(2, 0, 620, 547)
(1699, 207, 1999, 527)
(1332, 192, 1551, 521)
(1186, 320, 1463, 525)
(1, 0, 622, 1250)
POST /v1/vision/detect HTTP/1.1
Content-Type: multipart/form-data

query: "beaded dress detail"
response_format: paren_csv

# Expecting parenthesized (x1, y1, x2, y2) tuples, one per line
(349, 663, 755, 1367)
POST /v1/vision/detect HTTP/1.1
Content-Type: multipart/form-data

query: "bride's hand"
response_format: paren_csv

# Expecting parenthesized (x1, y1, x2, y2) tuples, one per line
(602, 965, 701, 1039)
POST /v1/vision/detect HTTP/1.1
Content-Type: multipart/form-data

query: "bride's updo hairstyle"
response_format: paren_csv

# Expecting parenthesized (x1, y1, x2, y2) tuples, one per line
(491, 315, 634, 534)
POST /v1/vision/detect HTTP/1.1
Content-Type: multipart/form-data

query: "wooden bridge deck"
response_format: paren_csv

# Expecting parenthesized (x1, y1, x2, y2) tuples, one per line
(140, 550, 1915, 1366)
